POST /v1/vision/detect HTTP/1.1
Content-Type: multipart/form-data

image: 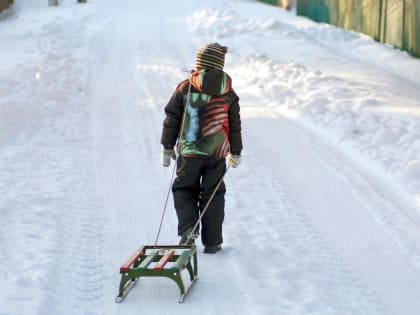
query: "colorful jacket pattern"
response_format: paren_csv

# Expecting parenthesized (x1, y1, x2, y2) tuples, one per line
(161, 69, 242, 158)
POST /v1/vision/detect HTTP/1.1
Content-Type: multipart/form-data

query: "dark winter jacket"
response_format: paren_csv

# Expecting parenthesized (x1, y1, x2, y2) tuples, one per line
(161, 69, 242, 158)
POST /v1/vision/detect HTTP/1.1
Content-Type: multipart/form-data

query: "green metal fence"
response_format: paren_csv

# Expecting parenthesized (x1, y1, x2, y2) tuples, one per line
(259, 0, 280, 5)
(257, 0, 419, 58)
(296, 0, 419, 58)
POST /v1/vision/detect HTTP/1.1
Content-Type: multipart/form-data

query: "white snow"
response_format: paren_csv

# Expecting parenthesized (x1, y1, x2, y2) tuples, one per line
(1, 0, 420, 314)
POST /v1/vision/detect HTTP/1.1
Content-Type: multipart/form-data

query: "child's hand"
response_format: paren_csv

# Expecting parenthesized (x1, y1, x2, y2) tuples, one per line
(161, 149, 176, 167)
(228, 154, 241, 168)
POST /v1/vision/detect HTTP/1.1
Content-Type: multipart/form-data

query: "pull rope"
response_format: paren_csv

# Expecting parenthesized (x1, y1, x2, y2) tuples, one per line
(154, 74, 192, 246)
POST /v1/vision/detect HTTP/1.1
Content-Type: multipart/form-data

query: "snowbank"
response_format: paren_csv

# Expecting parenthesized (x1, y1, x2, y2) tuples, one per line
(0, 0, 91, 146)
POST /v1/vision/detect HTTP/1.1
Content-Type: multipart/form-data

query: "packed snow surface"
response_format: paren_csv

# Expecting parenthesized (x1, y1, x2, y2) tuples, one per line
(1, 0, 420, 315)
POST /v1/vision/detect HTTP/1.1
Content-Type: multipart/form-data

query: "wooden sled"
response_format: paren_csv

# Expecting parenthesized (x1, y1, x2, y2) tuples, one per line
(115, 245, 198, 303)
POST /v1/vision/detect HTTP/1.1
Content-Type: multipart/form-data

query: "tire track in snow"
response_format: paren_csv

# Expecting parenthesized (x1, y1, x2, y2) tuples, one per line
(224, 145, 388, 315)
(240, 106, 420, 315)
(85, 8, 186, 311)
(35, 109, 107, 315)
(0, 9, 108, 314)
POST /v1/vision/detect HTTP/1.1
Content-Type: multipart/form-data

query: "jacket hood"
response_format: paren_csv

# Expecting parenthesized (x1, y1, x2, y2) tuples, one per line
(190, 69, 232, 96)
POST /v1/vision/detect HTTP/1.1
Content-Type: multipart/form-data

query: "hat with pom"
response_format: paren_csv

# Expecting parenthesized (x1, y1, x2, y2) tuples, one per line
(195, 43, 228, 70)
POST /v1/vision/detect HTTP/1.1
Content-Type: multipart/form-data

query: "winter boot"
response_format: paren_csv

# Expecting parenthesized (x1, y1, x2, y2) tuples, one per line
(204, 244, 222, 254)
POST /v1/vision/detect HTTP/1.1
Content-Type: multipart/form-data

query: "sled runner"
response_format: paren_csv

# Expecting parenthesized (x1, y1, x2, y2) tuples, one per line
(115, 244, 198, 303)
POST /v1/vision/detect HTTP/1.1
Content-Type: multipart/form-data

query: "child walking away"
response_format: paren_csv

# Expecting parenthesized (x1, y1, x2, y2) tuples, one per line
(160, 43, 243, 254)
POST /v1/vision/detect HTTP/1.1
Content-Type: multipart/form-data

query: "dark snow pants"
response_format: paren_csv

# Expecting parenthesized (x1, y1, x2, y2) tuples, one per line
(172, 156, 226, 247)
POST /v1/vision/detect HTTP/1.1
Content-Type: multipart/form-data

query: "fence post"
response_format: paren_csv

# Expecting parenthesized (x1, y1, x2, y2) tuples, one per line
(401, 0, 406, 52)
(380, 0, 387, 43)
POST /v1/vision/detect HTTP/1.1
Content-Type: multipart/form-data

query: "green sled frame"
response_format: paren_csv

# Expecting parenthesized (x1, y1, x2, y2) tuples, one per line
(115, 245, 198, 303)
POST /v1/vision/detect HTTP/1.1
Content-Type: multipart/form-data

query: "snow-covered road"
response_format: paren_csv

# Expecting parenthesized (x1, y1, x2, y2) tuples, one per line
(1, 0, 420, 314)
(245, 106, 420, 315)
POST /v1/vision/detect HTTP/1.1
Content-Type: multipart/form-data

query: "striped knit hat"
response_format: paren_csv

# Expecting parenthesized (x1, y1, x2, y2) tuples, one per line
(195, 43, 228, 70)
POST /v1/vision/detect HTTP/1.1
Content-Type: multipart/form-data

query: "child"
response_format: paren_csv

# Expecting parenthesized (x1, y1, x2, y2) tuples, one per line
(160, 43, 242, 253)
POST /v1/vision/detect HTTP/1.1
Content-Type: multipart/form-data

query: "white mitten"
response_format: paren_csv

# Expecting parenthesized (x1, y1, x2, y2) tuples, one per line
(161, 149, 176, 167)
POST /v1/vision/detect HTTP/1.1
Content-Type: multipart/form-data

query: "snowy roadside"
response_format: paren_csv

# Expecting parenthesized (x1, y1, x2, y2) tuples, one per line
(0, 1, 107, 314)
(0, 0, 97, 145)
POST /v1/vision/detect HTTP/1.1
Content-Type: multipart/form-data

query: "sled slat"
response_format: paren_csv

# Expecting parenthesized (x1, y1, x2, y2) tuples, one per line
(172, 250, 190, 271)
(137, 250, 159, 271)
(120, 247, 145, 273)
(154, 249, 175, 271)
